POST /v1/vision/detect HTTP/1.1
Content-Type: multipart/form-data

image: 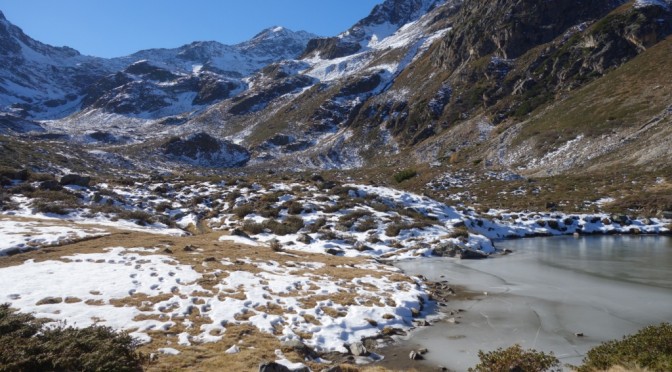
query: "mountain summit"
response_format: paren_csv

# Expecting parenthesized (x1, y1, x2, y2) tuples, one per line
(0, 0, 671, 176)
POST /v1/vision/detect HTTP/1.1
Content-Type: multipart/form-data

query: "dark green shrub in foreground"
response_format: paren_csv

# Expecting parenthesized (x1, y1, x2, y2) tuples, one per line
(578, 323, 672, 372)
(394, 169, 417, 183)
(0, 304, 143, 372)
(469, 344, 561, 372)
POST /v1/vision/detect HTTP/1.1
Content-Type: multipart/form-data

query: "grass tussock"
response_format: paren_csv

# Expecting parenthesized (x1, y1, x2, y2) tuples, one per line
(577, 323, 672, 372)
(394, 169, 418, 183)
(0, 303, 143, 372)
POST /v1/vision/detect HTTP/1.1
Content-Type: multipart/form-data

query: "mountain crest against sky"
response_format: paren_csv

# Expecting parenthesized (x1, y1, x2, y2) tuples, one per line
(1, 0, 671, 174)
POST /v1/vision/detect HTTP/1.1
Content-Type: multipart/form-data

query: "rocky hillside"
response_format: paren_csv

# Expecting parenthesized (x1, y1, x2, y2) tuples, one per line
(0, 12, 314, 121)
(1, 0, 671, 176)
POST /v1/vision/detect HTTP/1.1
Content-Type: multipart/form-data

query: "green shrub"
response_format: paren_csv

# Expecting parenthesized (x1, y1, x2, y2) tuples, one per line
(0, 304, 143, 372)
(469, 344, 561, 372)
(578, 323, 672, 372)
(394, 169, 417, 183)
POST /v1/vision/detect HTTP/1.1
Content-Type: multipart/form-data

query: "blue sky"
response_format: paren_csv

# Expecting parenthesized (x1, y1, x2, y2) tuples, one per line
(0, 0, 383, 58)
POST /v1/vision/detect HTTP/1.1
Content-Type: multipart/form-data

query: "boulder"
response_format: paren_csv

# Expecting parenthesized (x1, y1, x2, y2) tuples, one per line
(39, 180, 62, 191)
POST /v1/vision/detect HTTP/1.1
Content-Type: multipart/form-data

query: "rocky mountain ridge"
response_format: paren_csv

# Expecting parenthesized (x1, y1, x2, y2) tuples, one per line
(0, 11, 315, 121)
(1, 0, 671, 177)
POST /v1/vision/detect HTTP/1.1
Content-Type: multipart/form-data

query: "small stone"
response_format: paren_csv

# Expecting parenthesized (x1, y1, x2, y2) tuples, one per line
(183, 245, 195, 252)
(203, 257, 217, 262)
(163, 248, 173, 254)
(575, 332, 585, 337)
(348, 341, 368, 356)
(411, 307, 421, 317)
(409, 350, 422, 360)
(418, 348, 429, 355)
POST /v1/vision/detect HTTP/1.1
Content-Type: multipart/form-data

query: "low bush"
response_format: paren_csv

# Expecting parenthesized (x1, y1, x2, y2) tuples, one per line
(285, 200, 304, 215)
(469, 344, 561, 372)
(448, 226, 469, 239)
(263, 216, 304, 236)
(308, 217, 327, 233)
(0, 304, 143, 372)
(578, 323, 672, 372)
(394, 169, 417, 183)
(242, 220, 266, 235)
(232, 204, 254, 219)
(117, 210, 155, 226)
(355, 218, 377, 232)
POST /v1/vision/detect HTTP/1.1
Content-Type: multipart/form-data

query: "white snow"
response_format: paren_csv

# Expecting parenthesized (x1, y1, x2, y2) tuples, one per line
(0, 248, 202, 342)
(635, 0, 671, 9)
(0, 219, 108, 255)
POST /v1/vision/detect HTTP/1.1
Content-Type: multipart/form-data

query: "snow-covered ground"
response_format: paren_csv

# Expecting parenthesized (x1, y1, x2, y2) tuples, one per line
(0, 218, 108, 255)
(0, 175, 669, 367)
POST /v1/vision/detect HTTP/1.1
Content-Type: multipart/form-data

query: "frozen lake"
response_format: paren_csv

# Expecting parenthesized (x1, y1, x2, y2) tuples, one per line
(392, 235, 672, 371)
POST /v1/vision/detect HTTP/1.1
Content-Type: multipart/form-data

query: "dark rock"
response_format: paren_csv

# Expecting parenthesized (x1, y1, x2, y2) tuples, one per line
(39, 180, 62, 191)
(193, 76, 240, 105)
(229, 75, 314, 115)
(460, 249, 488, 260)
(125, 61, 179, 82)
(302, 37, 361, 59)
(259, 361, 291, 372)
(296, 233, 312, 244)
(325, 248, 343, 256)
(162, 132, 250, 167)
(60, 174, 91, 187)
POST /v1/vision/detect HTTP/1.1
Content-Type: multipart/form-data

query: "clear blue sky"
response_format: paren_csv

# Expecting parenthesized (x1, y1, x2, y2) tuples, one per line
(0, 0, 383, 58)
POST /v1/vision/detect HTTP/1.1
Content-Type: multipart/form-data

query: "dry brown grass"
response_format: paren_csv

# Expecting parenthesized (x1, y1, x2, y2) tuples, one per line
(0, 216, 419, 372)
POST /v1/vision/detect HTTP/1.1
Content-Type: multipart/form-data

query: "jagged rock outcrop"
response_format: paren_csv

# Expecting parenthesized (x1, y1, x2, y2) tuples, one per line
(162, 132, 250, 167)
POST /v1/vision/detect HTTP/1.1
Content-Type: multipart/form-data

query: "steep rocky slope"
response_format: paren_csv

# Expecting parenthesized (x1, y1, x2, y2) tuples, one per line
(1, 0, 671, 176)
